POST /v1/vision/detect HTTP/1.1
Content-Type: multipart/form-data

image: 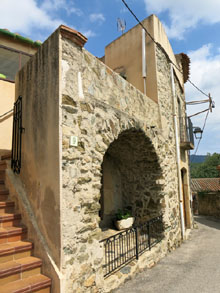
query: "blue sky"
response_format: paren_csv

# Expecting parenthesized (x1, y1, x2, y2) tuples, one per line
(1, 0, 220, 155)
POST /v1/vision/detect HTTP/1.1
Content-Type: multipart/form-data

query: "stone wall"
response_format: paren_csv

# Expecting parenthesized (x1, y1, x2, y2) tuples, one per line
(197, 192, 220, 217)
(61, 35, 182, 292)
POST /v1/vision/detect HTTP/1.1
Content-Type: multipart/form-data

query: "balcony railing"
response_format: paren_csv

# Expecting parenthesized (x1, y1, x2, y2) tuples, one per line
(100, 215, 164, 277)
(180, 117, 194, 150)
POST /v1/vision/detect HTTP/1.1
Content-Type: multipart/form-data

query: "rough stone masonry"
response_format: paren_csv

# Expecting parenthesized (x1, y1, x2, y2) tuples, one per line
(60, 33, 183, 292)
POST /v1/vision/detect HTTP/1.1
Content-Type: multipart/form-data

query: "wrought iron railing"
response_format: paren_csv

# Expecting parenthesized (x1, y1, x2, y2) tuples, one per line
(11, 96, 23, 174)
(101, 215, 164, 277)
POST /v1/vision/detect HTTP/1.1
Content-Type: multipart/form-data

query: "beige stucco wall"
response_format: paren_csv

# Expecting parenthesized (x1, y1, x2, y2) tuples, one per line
(0, 80, 14, 154)
(0, 34, 39, 155)
(105, 14, 184, 104)
(14, 29, 62, 292)
(105, 15, 158, 103)
(0, 34, 38, 55)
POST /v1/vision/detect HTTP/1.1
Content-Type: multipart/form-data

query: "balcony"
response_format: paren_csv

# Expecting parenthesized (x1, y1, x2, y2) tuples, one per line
(180, 117, 194, 150)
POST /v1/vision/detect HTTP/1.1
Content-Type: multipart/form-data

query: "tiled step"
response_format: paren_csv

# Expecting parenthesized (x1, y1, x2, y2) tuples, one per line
(0, 241, 33, 263)
(0, 161, 7, 171)
(0, 189, 9, 196)
(0, 181, 5, 191)
(0, 201, 15, 214)
(0, 256, 42, 286)
(0, 226, 27, 244)
(0, 273, 51, 292)
(0, 213, 21, 228)
(0, 179, 4, 185)
(0, 195, 8, 201)
(1, 153, 11, 161)
(0, 170, 5, 181)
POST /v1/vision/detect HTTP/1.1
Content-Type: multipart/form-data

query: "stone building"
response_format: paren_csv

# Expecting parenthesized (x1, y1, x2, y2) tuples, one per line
(191, 175, 220, 216)
(1, 15, 194, 292)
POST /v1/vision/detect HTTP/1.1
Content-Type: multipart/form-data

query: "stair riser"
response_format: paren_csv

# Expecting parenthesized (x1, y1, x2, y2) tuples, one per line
(0, 173, 5, 181)
(35, 288, 51, 293)
(0, 267, 41, 286)
(0, 250, 32, 264)
(1, 154, 11, 160)
(0, 233, 27, 244)
(0, 190, 9, 196)
(0, 272, 20, 286)
(0, 219, 21, 228)
(0, 206, 15, 214)
(0, 165, 6, 171)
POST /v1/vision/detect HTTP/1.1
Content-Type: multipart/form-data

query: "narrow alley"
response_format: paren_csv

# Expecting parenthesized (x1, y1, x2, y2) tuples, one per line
(114, 216, 220, 293)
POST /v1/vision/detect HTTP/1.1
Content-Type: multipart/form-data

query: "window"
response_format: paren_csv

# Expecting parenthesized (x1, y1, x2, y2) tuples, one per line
(0, 46, 32, 82)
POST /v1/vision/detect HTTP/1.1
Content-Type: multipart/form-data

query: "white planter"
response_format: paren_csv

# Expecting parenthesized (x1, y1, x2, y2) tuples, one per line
(115, 217, 135, 230)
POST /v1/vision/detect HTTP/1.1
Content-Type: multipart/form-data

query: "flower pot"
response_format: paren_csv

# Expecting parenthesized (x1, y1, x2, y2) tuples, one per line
(115, 217, 135, 230)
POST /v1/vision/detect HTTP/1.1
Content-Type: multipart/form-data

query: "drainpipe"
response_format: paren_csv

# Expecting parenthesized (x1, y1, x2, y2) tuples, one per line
(170, 64, 185, 239)
(142, 29, 147, 95)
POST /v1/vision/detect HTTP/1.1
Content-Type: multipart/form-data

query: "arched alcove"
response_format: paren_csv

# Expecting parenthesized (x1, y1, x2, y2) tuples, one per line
(99, 128, 164, 230)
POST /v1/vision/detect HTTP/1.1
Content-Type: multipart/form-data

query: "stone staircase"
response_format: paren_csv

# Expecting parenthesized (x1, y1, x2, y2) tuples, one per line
(0, 153, 51, 292)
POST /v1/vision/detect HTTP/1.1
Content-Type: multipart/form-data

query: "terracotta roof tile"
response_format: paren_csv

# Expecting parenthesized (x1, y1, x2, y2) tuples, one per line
(191, 178, 220, 192)
(59, 25, 87, 47)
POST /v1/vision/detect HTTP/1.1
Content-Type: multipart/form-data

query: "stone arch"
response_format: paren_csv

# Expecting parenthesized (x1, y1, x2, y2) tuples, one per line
(99, 127, 164, 230)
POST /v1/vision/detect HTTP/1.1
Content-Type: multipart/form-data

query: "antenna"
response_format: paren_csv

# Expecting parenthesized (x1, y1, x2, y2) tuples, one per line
(117, 18, 126, 35)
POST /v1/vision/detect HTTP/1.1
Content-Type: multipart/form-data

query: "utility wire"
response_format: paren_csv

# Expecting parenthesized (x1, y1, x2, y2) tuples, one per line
(188, 108, 209, 118)
(191, 110, 209, 162)
(121, 0, 212, 161)
(0, 109, 13, 119)
(121, 0, 211, 99)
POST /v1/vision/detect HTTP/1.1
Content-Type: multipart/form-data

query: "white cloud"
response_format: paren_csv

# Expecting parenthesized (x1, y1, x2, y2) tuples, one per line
(0, 0, 63, 36)
(89, 13, 105, 23)
(81, 30, 96, 38)
(42, 0, 83, 16)
(144, 0, 220, 39)
(185, 44, 220, 154)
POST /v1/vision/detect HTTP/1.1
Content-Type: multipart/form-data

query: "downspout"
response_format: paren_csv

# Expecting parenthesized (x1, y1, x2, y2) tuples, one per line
(142, 29, 146, 95)
(170, 64, 185, 239)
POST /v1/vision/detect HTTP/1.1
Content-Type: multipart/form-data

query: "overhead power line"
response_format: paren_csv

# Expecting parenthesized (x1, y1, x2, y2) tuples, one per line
(121, 0, 213, 157)
(191, 110, 209, 161)
(121, 0, 211, 100)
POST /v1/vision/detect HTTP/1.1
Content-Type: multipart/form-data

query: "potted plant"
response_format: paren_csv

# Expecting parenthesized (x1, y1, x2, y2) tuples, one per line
(114, 207, 134, 230)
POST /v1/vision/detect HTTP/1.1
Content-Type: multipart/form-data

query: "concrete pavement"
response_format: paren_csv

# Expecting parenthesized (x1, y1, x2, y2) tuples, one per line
(114, 216, 220, 293)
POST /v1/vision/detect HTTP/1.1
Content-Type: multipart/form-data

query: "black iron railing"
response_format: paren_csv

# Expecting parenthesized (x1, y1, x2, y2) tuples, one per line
(180, 117, 194, 146)
(11, 96, 23, 174)
(101, 215, 164, 277)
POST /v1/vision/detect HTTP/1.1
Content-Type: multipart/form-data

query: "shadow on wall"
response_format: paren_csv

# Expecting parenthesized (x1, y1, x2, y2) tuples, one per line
(99, 128, 164, 230)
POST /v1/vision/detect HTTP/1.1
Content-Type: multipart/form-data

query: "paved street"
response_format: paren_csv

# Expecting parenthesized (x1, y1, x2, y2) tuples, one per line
(115, 216, 220, 293)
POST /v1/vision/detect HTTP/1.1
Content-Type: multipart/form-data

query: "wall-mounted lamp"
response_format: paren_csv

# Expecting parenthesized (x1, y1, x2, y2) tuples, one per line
(193, 127, 203, 139)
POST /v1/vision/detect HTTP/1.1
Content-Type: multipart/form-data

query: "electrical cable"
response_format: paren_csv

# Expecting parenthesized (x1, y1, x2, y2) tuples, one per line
(121, 0, 212, 160)
(121, 0, 211, 99)
(191, 110, 209, 162)
(188, 108, 209, 118)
